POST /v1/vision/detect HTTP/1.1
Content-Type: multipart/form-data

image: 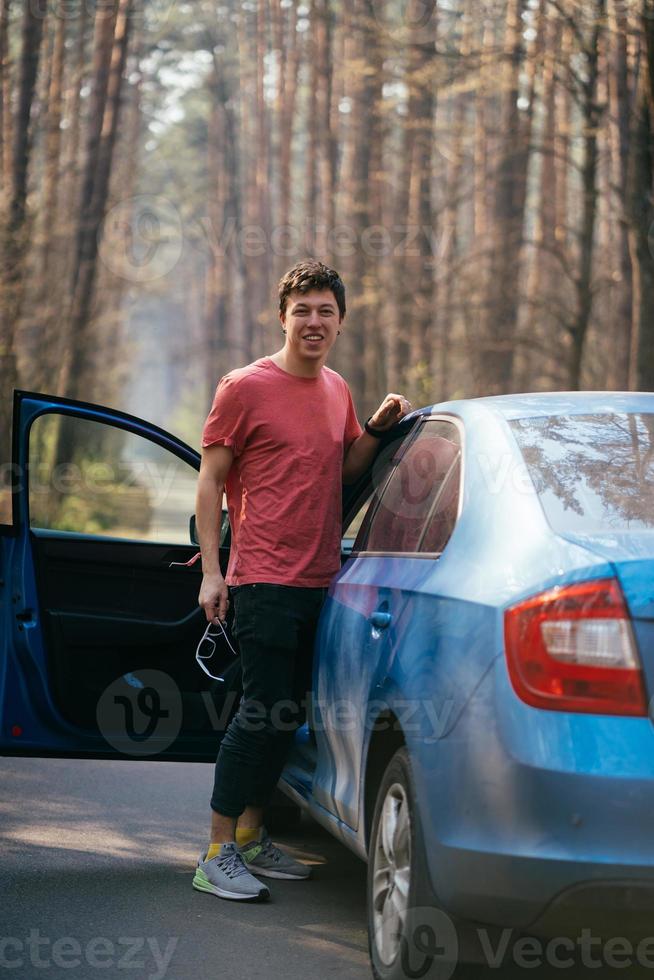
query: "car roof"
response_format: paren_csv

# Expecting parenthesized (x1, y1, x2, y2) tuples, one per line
(417, 390, 654, 422)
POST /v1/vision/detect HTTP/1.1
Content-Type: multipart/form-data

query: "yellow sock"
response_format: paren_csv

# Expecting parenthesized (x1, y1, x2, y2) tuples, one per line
(206, 842, 223, 860)
(235, 826, 262, 847)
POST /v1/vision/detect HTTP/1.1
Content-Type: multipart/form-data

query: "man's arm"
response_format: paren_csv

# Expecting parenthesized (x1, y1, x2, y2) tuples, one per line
(342, 392, 412, 485)
(342, 430, 385, 485)
(196, 444, 234, 623)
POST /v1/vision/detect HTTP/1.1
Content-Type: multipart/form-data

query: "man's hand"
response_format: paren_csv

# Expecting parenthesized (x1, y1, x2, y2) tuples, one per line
(368, 393, 412, 432)
(199, 571, 230, 624)
(343, 392, 412, 484)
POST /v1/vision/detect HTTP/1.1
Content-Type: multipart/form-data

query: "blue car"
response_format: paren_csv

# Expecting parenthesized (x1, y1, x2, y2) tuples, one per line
(3, 389, 654, 977)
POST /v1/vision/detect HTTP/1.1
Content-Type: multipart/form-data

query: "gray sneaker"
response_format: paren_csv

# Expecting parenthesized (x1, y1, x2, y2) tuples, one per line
(193, 842, 270, 901)
(238, 830, 311, 880)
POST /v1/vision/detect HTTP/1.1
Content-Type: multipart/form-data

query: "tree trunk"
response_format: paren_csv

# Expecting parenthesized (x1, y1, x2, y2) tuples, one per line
(521, 6, 557, 389)
(607, 0, 634, 388)
(57, 0, 131, 401)
(205, 63, 229, 395)
(342, 0, 383, 411)
(644, 0, 654, 108)
(40, 10, 66, 284)
(304, 9, 319, 252)
(628, 9, 654, 390)
(0, 0, 11, 190)
(209, 38, 248, 367)
(317, 0, 336, 240)
(0, 0, 47, 449)
(406, 1, 437, 402)
(279, 1, 298, 230)
(483, 0, 530, 394)
(568, 1, 605, 389)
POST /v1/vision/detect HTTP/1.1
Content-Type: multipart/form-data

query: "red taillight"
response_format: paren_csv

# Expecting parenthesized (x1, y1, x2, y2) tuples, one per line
(504, 578, 648, 716)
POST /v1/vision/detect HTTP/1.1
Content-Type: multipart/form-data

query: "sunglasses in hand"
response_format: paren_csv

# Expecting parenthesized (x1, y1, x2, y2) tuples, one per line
(195, 618, 238, 682)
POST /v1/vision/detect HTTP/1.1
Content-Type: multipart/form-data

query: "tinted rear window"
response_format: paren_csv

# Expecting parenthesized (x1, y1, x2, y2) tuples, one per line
(510, 413, 654, 534)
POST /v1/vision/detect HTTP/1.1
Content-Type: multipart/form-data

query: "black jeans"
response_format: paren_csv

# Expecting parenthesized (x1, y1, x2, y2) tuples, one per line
(210, 582, 328, 818)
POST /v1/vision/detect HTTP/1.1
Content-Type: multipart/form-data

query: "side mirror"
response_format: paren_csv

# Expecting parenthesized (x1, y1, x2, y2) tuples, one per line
(190, 511, 231, 547)
(220, 509, 231, 546)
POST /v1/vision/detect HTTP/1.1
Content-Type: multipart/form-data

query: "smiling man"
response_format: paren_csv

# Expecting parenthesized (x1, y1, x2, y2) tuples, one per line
(193, 258, 411, 902)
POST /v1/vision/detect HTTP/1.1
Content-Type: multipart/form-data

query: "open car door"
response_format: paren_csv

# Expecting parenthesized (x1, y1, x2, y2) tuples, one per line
(0, 390, 239, 761)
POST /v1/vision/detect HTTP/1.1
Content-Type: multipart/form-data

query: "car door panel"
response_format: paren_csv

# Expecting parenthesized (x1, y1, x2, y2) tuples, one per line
(311, 417, 464, 829)
(1, 390, 237, 760)
(312, 572, 396, 827)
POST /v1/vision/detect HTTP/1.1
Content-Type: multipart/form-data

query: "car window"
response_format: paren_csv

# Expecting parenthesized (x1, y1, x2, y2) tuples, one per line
(360, 420, 461, 554)
(343, 492, 373, 547)
(511, 413, 654, 535)
(418, 454, 461, 554)
(28, 413, 198, 544)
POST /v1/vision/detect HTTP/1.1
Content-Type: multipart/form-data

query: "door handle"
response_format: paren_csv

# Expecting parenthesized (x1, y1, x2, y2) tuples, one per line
(369, 611, 392, 630)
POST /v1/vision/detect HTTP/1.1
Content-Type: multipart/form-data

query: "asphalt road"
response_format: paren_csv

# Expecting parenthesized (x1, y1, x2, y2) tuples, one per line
(3, 757, 654, 980)
(0, 757, 369, 980)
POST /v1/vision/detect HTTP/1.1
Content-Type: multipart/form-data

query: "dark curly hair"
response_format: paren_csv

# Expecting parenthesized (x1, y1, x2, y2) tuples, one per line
(278, 259, 346, 319)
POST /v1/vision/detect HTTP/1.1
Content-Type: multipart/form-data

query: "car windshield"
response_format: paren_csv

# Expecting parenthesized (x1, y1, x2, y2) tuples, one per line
(510, 413, 654, 535)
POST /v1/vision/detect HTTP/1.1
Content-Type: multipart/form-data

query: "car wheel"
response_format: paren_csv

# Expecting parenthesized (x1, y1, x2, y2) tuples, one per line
(367, 747, 463, 980)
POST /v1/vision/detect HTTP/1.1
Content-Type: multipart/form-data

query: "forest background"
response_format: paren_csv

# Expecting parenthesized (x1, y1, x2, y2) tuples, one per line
(2, 0, 654, 478)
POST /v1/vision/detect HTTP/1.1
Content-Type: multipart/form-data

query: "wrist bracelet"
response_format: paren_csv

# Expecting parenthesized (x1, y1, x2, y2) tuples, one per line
(364, 416, 386, 439)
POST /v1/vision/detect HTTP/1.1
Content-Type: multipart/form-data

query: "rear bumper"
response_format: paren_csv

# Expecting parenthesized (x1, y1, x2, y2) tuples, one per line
(413, 658, 654, 933)
(530, 880, 654, 939)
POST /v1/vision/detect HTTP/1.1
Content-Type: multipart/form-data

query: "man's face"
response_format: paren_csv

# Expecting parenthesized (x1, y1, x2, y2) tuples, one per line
(280, 288, 342, 361)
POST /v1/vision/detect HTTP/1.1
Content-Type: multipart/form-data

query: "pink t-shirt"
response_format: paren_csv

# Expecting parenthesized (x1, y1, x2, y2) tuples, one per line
(201, 357, 363, 587)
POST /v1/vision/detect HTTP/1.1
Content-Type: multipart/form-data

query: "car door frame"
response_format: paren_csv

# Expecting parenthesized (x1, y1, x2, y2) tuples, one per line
(0, 388, 215, 760)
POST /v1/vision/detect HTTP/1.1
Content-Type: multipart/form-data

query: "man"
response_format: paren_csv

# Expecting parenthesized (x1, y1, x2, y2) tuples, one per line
(193, 259, 411, 902)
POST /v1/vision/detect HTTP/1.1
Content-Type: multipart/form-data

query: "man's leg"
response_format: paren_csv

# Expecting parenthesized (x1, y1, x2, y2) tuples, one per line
(230, 586, 327, 881)
(204, 585, 327, 883)
(194, 585, 302, 901)
(209, 584, 300, 838)
(244, 585, 327, 813)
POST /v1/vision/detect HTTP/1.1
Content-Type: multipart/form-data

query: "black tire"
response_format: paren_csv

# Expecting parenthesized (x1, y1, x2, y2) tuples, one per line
(367, 747, 463, 980)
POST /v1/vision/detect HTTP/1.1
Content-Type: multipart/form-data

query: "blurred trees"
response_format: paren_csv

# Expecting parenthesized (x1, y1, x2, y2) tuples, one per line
(1, 0, 654, 479)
